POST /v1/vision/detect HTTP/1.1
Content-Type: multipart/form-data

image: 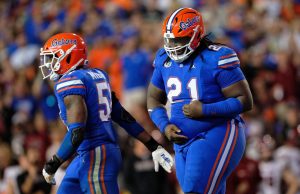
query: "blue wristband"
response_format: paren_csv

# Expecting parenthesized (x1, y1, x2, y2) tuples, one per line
(57, 122, 85, 161)
(202, 98, 243, 117)
(149, 107, 170, 133)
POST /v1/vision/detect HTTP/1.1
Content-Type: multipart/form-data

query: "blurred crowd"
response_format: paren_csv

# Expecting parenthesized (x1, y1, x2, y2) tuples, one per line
(0, 0, 299, 194)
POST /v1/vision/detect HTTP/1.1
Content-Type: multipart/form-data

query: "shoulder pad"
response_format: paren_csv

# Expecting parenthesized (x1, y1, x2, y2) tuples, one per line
(55, 70, 86, 95)
(90, 68, 109, 80)
(98, 69, 110, 81)
(59, 70, 84, 80)
(157, 48, 167, 56)
(153, 48, 169, 68)
(215, 46, 240, 69)
(207, 44, 224, 52)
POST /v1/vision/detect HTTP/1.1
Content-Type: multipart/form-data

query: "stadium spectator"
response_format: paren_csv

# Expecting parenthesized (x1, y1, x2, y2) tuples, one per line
(0, 0, 298, 193)
(17, 145, 51, 194)
(123, 139, 168, 194)
(258, 135, 299, 194)
(226, 153, 261, 194)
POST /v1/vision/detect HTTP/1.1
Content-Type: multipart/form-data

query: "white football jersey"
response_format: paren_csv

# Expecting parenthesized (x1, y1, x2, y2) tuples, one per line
(258, 160, 286, 194)
(275, 145, 300, 194)
(275, 145, 300, 178)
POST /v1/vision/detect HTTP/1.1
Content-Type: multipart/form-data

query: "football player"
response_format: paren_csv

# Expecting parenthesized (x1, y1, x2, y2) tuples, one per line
(258, 135, 299, 194)
(40, 33, 173, 194)
(147, 8, 253, 194)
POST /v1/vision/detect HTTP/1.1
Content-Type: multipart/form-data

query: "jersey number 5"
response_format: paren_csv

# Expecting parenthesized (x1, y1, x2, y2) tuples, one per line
(96, 81, 112, 121)
(167, 77, 198, 103)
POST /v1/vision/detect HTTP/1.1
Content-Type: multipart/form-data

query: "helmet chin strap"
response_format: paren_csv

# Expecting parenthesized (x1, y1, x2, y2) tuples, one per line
(50, 72, 60, 81)
(49, 44, 80, 81)
(64, 58, 84, 74)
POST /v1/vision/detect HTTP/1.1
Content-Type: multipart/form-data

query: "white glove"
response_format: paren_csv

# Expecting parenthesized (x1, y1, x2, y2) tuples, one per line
(151, 146, 174, 173)
(42, 168, 56, 185)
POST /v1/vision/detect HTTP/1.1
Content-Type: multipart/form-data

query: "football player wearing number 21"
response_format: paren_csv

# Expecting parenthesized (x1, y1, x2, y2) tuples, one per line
(148, 8, 254, 194)
(39, 33, 173, 194)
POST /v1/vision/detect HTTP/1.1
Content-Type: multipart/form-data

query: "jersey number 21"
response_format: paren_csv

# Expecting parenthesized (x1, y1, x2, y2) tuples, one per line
(167, 77, 198, 103)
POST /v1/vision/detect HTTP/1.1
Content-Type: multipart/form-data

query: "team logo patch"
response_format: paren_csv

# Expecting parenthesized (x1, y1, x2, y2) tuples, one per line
(179, 16, 200, 30)
(164, 61, 172, 68)
(51, 38, 77, 47)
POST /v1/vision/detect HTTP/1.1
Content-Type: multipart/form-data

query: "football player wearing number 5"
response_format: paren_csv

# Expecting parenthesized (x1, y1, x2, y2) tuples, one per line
(39, 33, 173, 194)
(148, 8, 253, 194)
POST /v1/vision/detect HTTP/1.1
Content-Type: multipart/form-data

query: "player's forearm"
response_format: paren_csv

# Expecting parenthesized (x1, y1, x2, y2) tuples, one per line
(202, 97, 243, 117)
(110, 95, 160, 151)
(147, 84, 170, 133)
(136, 130, 151, 143)
(111, 92, 144, 137)
(56, 125, 84, 161)
(110, 96, 161, 151)
(110, 100, 144, 137)
(137, 131, 161, 152)
(237, 95, 253, 112)
(44, 123, 84, 177)
(148, 106, 170, 133)
(52, 95, 86, 163)
(50, 95, 86, 164)
(221, 79, 253, 114)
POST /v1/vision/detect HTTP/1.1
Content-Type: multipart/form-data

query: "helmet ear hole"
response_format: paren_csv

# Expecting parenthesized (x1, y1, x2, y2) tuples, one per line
(66, 54, 71, 64)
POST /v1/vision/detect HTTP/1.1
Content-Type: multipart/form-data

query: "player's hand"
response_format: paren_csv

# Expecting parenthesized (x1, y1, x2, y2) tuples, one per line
(43, 155, 62, 185)
(183, 100, 203, 118)
(164, 124, 188, 144)
(152, 146, 174, 173)
(42, 168, 56, 185)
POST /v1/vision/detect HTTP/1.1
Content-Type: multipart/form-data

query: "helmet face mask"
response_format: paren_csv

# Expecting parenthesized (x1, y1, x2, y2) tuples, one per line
(164, 36, 192, 63)
(162, 8, 205, 63)
(40, 49, 62, 80)
(39, 33, 87, 81)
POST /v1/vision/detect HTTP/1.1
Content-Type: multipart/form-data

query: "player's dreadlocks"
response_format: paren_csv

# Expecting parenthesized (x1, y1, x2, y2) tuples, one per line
(189, 33, 225, 70)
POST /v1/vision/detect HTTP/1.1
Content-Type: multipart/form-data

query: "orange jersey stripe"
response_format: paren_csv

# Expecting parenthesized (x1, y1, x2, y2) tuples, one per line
(88, 150, 95, 194)
(100, 145, 107, 194)
(218, 61, 240, 69)
(212, 124, 239, 194)
(57, 85, 85, 93)
(204, 121, 231, 194)
(57, 77, 76, 83)
(219, 54, 237, 59)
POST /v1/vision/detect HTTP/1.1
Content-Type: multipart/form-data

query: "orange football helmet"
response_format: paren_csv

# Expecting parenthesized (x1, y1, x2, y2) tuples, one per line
(162, 8, 205, 63)
(40, 33, 87, 81)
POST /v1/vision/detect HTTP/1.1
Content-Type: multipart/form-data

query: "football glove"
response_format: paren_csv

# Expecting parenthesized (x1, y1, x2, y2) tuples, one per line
(42, 168, 56, 185)
(42, 155, 62, 185)
(152, 146, 174, 173)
